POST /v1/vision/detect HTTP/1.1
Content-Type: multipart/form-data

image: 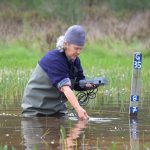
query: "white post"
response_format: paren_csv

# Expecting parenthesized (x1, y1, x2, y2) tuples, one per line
(129, 117, 139, 150)
(129, 52, 142, 116)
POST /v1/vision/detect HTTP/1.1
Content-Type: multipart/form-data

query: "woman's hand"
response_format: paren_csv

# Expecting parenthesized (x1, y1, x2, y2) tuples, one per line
(60, 85, 89, 120)
(75, 106, 89, 120)
(85, 83, 98, 90)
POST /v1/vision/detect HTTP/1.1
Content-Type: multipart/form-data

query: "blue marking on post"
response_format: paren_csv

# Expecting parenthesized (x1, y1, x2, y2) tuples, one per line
(134, 53, 142, 69)
(130, 95, 139, 102)
(130, 107, 138, 114)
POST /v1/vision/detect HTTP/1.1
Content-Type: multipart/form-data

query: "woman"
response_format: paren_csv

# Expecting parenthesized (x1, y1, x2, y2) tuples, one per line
(22, 25, 93, 119)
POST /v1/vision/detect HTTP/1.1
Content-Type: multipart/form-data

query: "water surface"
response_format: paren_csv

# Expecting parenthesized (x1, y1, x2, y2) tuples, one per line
(0, 104, 150, 150)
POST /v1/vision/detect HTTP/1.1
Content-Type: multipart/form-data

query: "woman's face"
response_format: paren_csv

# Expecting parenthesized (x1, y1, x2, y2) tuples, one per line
(64, 43, 83, 61)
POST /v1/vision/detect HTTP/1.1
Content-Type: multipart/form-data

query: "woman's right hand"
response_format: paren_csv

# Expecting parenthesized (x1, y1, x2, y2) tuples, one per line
(75, 106, 89, 120)
(61, 85, 89, 120)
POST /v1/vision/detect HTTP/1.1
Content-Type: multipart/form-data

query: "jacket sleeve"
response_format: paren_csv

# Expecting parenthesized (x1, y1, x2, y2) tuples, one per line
(73, 58, 86, 91)
(39, 52, 70, 88)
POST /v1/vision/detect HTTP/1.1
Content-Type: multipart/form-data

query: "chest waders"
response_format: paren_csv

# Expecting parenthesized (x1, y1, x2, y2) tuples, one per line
(22, 64, 68, 117)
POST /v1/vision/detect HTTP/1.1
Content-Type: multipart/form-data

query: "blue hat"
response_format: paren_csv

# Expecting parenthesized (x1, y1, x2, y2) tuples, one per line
(64, 25, 86, 46)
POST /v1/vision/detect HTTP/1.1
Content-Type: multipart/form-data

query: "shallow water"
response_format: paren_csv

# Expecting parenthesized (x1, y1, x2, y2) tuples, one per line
(0, 104, 150, 150)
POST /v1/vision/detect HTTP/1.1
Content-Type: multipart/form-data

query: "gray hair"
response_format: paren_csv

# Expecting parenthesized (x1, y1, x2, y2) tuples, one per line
(56, 35, 65, 50)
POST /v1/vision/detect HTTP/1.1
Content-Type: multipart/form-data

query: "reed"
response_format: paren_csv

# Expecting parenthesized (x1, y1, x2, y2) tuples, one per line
(0, 145, 16, 150)
(60, 125, 67, 150)
(0, 51, 150, 107)
(0, 68, 31, 106)
(0, 39, 150, 108)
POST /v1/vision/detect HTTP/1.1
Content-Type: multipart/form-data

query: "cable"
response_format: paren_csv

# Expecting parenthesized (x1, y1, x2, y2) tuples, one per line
(76, 88, 98, 106)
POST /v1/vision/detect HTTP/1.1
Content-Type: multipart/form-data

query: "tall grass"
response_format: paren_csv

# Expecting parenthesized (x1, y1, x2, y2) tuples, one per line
(108, 0, 150, 12)
(60, 125, 67, 149)
(0, 145, 16, 150)
(0, 43, 42, 68)
(0, 1, 150, 49)
(0, 40, 149, 108)
(0, 0, 84, 23)
(0, 68, 31, 107)
(0, 0, 149, 107)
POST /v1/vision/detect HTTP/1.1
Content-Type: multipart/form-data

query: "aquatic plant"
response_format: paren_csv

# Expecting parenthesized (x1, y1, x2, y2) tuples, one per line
(60, 125, 67, 150)
(0, 145, 16, 150)
(0, 68, 31, 107)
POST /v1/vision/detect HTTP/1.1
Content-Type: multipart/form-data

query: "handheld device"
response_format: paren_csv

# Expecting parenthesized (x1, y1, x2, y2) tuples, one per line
(79, 77, 108, 88)
(76, 77, 108, 106)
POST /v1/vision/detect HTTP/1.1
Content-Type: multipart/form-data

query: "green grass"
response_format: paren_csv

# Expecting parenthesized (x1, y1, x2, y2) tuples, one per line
(0, 43, 43, 68)
(1, 39, 149, 69)
(0, 39, 150, 106)
(0, 145, 16, 150)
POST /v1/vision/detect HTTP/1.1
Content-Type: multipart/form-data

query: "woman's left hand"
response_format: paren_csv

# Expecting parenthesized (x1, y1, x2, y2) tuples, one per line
(85, 83, 98, 90)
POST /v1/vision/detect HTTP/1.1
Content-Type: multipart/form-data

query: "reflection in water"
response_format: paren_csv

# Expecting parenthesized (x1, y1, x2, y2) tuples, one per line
(21, 117, 87, 150)
(0, 105, 150, 149)
(129, 117, 139, 150)
(62, 120, 87, 149)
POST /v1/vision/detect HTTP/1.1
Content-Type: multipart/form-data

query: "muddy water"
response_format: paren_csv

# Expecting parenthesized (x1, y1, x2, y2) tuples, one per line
(0, 105, 150, 150)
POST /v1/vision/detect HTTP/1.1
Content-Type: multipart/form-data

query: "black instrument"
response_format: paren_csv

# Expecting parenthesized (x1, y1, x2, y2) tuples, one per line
(76, 77, 108, 106)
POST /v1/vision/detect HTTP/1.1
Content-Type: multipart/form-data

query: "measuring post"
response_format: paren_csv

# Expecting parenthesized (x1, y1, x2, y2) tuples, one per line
(129, 117, 139, 150)
(129, 52, 142, 116)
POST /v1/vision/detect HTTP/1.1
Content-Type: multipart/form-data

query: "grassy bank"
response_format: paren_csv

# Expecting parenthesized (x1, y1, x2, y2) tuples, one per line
(0, 39, 149, 68)
(0, 42, 43, 68)
(0, 40, 149, 107)
(0, 0, 150, 50)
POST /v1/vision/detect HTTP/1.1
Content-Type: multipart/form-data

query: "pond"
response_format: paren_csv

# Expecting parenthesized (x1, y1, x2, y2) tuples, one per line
(0, 98, 150, 150)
